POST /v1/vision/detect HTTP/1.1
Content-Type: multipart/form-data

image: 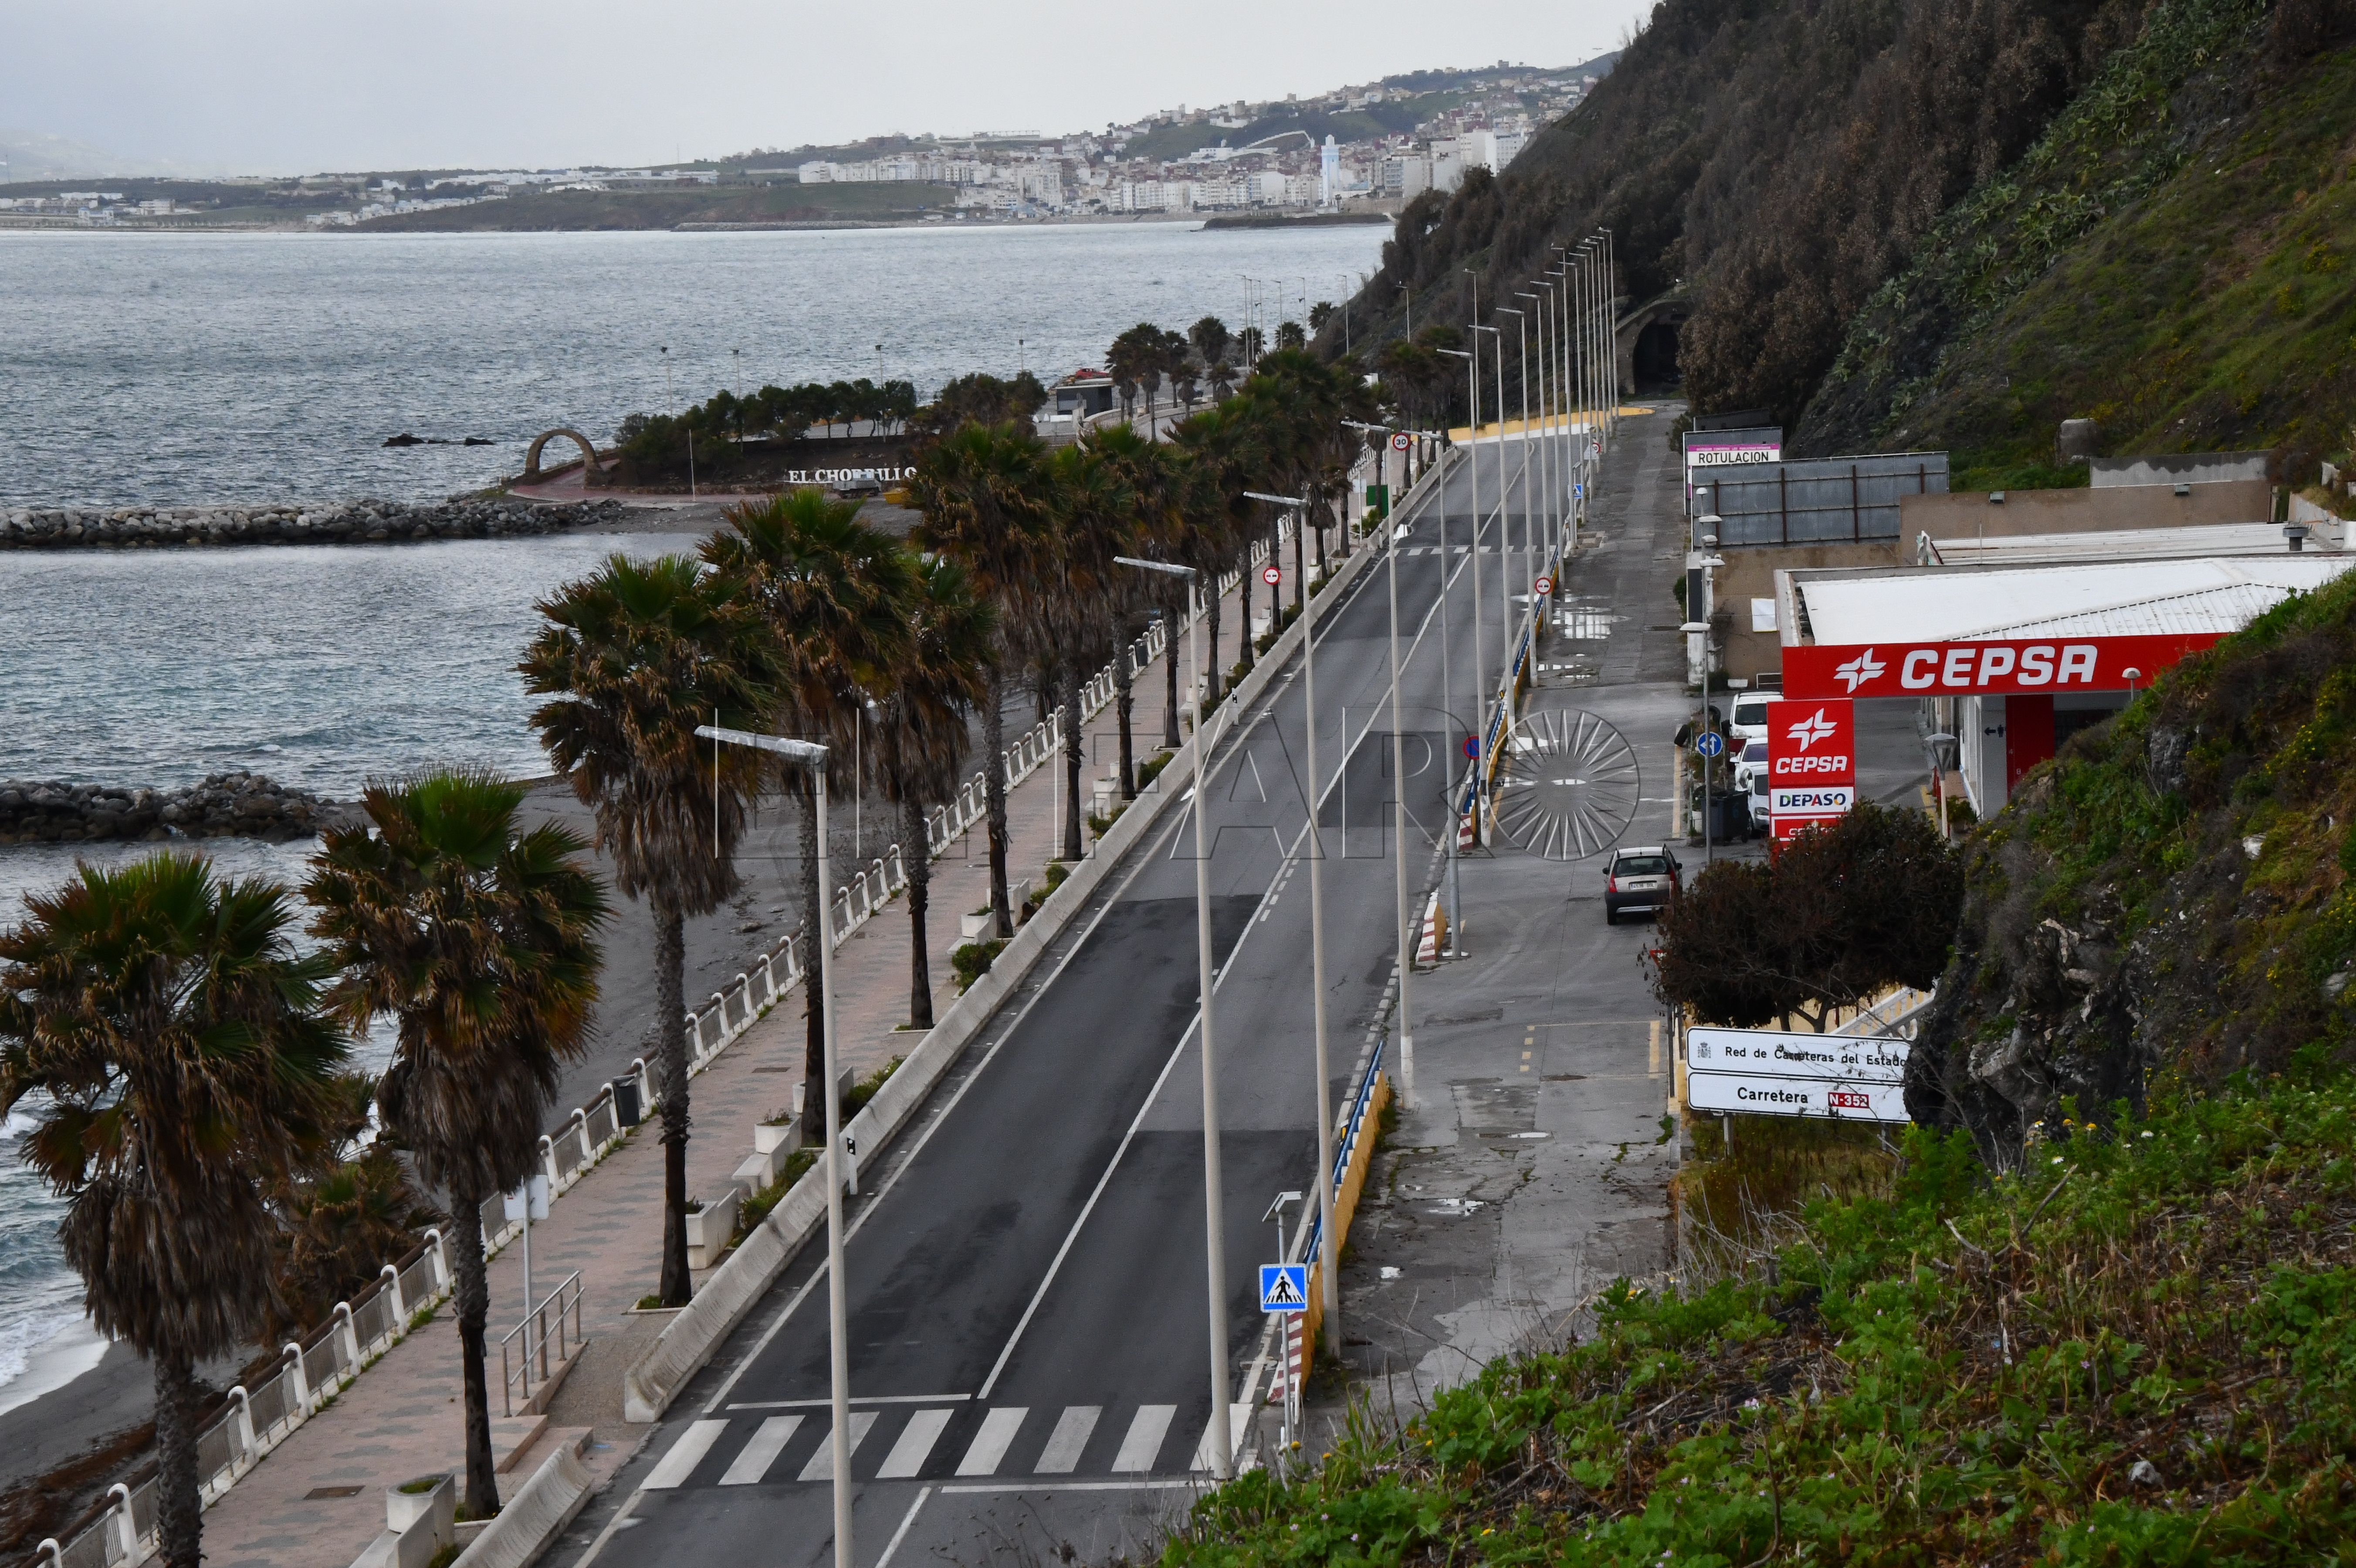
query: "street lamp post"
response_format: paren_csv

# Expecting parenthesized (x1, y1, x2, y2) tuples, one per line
(1114, 555, 1233, 1479)
(1435, 346, 1473, 939)
(1517, 291, 1552, 575)
(690, 725, 850, 1568)
(1497, 307, 1532, 669)
(1230, 496, 1341, 1348)
(1382, 497, 1417, 1109)
(1470, 322, 1506, 839)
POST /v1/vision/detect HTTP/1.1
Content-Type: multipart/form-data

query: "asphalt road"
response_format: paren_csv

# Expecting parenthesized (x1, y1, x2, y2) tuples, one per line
(552, 433, 1570, 1568)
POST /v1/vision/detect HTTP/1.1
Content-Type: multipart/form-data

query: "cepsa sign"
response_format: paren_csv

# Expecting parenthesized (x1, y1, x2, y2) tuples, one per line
(1784, 633, 2221, 700)
(1768, 698, 1854, 840)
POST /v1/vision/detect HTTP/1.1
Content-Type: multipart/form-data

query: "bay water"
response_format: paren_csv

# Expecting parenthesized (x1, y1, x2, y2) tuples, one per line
(0, 219, 1386, 1409)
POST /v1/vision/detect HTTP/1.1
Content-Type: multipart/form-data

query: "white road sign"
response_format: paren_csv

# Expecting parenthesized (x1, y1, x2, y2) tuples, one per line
(1686, 1071, 1908, 1122)
(1688, 1027, 1907, 1082)
(1262, 564, 1282, 586)
(1391, 432, 1412, 451)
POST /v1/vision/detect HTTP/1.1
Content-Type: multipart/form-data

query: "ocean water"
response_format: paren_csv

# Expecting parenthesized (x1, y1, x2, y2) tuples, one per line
(0, 220, 1386, 1406)
(0, 223, 1386, 508)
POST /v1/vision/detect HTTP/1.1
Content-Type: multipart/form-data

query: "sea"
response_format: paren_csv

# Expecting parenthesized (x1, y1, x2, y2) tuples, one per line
(0, 219, 1386, 1410)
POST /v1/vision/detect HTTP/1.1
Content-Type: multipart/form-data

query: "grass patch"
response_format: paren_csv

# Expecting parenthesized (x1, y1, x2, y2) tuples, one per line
(1170, 1068, 2356, 1563)
(844, 1056, 902, 1114)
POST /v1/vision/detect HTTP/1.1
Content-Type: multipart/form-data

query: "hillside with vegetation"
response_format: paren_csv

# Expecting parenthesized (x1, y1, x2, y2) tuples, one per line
(1334, 0, 2356, 476)
(1801, 0, 2356, 475)
(1162, 557, 2356, 1564)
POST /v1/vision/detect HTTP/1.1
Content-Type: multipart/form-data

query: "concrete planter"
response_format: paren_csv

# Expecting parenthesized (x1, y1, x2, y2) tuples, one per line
(685, 1190, 740, 1270)
(959, 910, 993, 940)
(754, 1121, 801, 1157)
(734, 1147, 784, 1191)
(385, 1474, 454, 1535)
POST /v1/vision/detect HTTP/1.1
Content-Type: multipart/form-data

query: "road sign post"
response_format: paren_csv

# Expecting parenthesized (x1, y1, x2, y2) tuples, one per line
(1263, 564, 1282, 586)
(1692, 729, 1725, 864)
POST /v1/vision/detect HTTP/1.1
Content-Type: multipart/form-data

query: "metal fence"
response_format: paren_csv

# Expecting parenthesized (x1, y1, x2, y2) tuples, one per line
(499, 1271, 585, 1418)
(1698, 452, 1949, 546)
(38, 1233, 455, 1567)
(29, 517, 1298, 1568)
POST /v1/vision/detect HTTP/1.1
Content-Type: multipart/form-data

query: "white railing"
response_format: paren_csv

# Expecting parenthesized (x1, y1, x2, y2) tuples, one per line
(1833, 986, 1936, 1038)
(499, 1271, 585, 1418)
(39, 1232, 457, 1568)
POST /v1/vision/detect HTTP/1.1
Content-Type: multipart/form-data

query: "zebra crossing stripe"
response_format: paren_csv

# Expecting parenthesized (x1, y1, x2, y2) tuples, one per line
(796, 1411, 879, 1482)
(877, 1408, 955, 1479)
(1110, 1405, 1175, 1473)
(719, 1416, 803, 1485)
(1034, 1406, 1101, 1473)
(643, 1419, 728, 1490)
(955, 1407, 1028, 1476)
(1189, 1404, 1252, 1473)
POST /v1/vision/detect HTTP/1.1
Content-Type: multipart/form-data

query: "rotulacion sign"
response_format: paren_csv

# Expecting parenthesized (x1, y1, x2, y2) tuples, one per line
(1686, 1025, 1911, 1123)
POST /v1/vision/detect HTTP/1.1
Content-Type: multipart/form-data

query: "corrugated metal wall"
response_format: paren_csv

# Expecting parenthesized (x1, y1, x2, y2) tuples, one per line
(1696, 452, 1950, 545)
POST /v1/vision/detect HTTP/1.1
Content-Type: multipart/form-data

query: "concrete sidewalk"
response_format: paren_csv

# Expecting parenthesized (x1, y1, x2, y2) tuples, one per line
(183, 553, 1299, 1568)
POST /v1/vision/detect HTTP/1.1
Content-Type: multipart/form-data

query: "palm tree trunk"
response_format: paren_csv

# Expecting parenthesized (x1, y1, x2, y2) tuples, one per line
(1161, 595, 1182, 749)
(152, 1350, 203, 1568)
(1269, 519, 1284, 630)
(449, 1190, 502, 1517)
(800, 795, 828, 1146)
(1113, 616, 1136, 799)
(654, 899, 693, 1306)
(904, 798, 934, 1029)
(1060, 665, 1083, 863)
(982, 666, 1013, 939)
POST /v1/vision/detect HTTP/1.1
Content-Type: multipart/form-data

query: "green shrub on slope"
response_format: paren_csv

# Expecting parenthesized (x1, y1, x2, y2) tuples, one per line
(1168, 1075, 2356, 1564)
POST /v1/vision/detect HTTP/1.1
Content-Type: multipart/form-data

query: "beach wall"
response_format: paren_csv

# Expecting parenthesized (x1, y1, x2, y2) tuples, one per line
(0, 497, 626, 550)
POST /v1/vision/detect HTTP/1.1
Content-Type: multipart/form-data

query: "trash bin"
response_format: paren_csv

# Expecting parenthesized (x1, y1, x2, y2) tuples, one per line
(611, 1074, 642, 1127)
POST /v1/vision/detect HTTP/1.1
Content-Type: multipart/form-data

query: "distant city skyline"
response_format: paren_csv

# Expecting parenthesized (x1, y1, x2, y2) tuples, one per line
(3, 0, 1647, 176)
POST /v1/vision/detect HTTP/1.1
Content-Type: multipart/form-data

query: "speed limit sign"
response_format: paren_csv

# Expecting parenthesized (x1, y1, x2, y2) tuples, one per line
(1262, 564, 1282, 585)
(1390, 432, 1412, 451)
(1533, 574, 1554, 595)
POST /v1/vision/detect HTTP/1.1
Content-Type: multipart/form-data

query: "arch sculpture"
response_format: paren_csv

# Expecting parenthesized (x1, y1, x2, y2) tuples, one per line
(523, 428, 601, 482)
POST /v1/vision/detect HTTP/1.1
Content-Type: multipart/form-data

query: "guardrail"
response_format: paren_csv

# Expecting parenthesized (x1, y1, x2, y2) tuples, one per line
(500, 1271, 585, 1418)
(38, 1233, 456, 1568)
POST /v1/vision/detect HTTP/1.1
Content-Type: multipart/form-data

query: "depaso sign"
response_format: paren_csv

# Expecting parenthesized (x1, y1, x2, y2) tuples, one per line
(1784, 633, 2221, 700)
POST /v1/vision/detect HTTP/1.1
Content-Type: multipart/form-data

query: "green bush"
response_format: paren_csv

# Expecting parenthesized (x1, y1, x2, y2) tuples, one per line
(950, 938, 1005, 992)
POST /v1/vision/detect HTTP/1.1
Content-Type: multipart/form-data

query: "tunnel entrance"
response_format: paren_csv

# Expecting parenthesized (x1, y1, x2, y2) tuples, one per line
(1632, 322, 1682, 392)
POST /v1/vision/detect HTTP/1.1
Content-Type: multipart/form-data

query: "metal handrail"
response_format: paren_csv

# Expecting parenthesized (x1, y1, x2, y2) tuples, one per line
(498, 1270, 585, 1418)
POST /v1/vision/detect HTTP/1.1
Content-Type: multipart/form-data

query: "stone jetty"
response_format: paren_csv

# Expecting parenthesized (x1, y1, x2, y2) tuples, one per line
(0, 773, 351, 845)
(0, 497, 628, 551)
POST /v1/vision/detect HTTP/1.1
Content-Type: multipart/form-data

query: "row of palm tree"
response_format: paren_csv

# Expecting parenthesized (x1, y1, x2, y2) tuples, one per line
(0, 344, 1382, 1568)
(0, 768, 612, 1561)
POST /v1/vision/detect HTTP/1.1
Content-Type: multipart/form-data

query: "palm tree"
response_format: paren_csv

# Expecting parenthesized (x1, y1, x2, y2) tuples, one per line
(522, 554, 768, 1306)
(870, 556, 995, 1027)
(1090, 423, 1182, 787)
(0, 855, 348, 1568)
(704, 491, 914, 1144)
(909, 422, 1052, 939)
(305, 770, 608, 1518)
(1042, 439, 1137, 861)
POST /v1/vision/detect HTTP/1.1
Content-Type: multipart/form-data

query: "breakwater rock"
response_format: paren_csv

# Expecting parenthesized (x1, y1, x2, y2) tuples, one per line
(0, 774, 351, 845)
(0, 497, 628, 551)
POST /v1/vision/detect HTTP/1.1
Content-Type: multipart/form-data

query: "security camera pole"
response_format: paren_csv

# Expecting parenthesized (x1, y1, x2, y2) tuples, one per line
(691, 724, 851, 1568)
(1113, 554, 1233, 1477)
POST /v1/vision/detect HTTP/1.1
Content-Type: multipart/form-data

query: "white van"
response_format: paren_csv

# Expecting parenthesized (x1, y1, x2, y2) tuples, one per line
(1729, 690, 1775, 747)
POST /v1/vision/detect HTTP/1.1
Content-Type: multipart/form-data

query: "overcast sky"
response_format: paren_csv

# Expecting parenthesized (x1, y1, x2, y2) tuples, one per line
(7, 0, 1647, 175)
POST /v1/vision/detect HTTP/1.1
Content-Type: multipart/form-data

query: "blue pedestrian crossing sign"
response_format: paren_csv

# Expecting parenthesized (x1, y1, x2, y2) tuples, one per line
(1259, 1264, 1308, 1313)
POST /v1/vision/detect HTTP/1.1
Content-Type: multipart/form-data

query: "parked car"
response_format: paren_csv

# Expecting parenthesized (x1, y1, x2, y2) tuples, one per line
(1750, 770, 1771, 831)
(1728, 691, 1775, 747)
(1603, 845, 1683, 924)
(1733, 737, 1769, 792)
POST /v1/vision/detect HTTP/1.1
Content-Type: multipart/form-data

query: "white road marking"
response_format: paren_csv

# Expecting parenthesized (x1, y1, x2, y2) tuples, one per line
(1033, 1406, 1101, 1473)
(642, 1419, 728, 1490)
(1110, 1404, 1176, 1472)
(955, 1406, 1029, 1476)
(877, 1408, 955, 1479)
(795, 1411, 877, 1481)
(874, 1487, 934, 1568)
(718, 1416, 802, 1485)
(1189, 1404, 1253, 1473)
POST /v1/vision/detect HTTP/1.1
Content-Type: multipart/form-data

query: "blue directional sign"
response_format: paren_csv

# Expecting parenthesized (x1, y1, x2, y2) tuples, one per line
(1259, 1264, 1308, 1313)
(1693, 730, 1726, 758)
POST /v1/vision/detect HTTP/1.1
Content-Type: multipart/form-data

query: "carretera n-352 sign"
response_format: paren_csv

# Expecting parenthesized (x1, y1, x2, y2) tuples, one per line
(1784, 633, 2221, 700)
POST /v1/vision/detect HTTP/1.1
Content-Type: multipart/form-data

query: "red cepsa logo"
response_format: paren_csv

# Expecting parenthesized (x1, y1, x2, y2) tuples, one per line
(1767, 699, 1855, 787)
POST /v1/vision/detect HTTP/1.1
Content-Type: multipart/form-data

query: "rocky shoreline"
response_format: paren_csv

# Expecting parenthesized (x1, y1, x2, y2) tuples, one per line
(0, 774, 351, 845)
(0, 497, 627, 551)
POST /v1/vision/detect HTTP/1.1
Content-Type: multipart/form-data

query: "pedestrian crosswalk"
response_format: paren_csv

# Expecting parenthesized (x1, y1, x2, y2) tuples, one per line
(642, 1402, 1217, 1489)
